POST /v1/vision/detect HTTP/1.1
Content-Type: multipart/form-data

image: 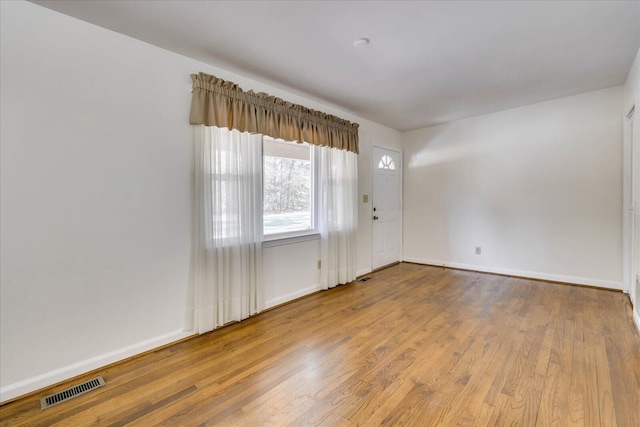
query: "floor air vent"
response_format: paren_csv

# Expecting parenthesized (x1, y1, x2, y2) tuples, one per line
(40, 376, 105, 410)
(357, 277, 372, 282)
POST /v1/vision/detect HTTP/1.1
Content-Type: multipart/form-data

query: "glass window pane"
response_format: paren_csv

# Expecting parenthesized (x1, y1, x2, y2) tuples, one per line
(263, 139, 312, 235)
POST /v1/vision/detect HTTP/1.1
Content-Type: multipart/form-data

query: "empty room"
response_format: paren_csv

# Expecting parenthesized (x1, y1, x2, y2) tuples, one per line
(1, 0, 639, 425)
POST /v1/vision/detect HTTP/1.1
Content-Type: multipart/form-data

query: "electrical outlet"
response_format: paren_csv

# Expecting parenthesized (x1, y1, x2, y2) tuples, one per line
(318, 260, 322, 269)
(363, 194, 369, 203)
(475, 247, 482, 255)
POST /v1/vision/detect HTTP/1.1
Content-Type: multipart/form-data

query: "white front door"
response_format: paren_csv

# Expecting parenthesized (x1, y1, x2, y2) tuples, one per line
(372, 146, 402, 270)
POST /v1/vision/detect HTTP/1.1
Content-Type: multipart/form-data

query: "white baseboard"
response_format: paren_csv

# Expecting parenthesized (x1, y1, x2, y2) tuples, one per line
(634, 309, 640, 334)
(265, 284, 320, 309)
(402, 257, 623, 290)
(356, 268, 372, 278)
(0, 329, 192, 404)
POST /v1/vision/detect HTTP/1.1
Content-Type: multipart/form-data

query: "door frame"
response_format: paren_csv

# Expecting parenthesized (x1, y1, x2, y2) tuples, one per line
(371, 144, 403, 271)
(623, 104, 638, 309)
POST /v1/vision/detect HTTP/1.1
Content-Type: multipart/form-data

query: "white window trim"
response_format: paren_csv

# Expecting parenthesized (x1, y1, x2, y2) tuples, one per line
(262, 232, 320, 248)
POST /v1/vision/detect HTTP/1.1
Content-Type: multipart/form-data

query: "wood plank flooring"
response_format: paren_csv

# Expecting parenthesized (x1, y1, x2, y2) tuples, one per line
(2, 263, 639, 426)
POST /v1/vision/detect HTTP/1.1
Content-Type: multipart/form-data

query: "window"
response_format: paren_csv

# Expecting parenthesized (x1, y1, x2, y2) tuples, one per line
(263, 137, 316, 238)
(204, 129, 265, 243)
(378, 154, 396, 170)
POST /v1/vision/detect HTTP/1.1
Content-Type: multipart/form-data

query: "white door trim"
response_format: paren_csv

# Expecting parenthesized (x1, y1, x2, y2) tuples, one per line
(623, 104, 638, 309)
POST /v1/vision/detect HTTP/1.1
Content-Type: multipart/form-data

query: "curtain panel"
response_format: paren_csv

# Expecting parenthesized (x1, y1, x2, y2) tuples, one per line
(316, 146, 358, 289)
(190, 72, 360, 154)
(187, 126, 264, 334)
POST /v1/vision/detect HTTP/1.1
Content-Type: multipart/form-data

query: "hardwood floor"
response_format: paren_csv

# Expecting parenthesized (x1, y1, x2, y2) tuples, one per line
(2, 263, 639, 426)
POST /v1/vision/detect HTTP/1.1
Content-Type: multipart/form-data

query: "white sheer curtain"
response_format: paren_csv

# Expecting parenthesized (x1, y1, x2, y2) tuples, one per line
(316, 146, 358, 289)
(187, 125, 264, 334)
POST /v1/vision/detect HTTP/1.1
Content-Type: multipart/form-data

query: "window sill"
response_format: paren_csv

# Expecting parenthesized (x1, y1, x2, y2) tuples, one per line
(262, 232, 320, 248)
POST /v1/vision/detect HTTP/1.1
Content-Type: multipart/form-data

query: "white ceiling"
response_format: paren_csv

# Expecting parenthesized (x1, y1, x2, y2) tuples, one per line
(31, 0, 640, 131)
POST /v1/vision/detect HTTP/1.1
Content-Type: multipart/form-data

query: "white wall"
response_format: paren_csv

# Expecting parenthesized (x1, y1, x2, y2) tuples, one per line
(0, 0, 400, 402)
(402, 87, 624, 289)
(263, 238, 321, 308)
(625, 48, 640, 112)
(623, 48, 640, 328)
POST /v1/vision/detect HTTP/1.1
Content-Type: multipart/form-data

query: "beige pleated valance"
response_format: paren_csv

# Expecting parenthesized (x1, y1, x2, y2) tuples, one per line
(189, 72, 359, 154)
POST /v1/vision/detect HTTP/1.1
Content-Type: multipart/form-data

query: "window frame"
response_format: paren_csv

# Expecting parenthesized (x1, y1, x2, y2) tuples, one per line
(261, 136, 319, 243)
